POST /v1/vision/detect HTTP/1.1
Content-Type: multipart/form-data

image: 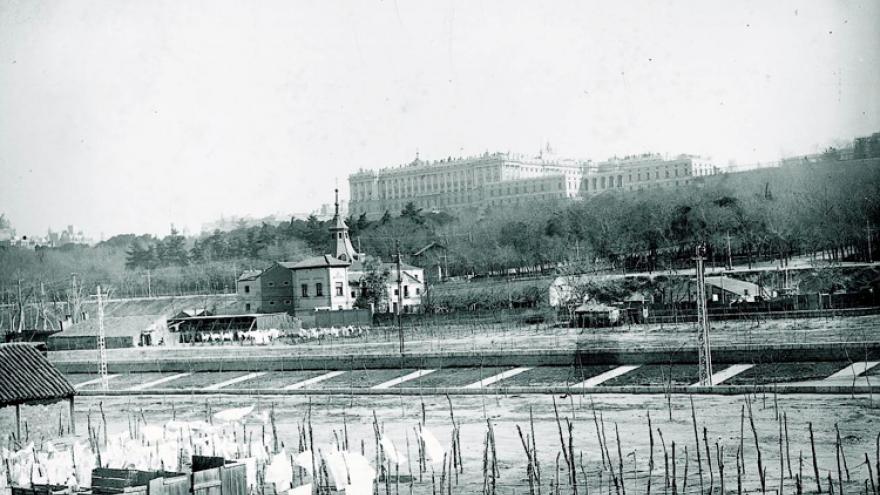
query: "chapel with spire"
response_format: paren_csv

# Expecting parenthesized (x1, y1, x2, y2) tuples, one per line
(329, 188, 359, 262)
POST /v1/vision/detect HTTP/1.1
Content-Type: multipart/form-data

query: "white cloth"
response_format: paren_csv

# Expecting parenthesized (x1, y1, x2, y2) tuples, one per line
(321, 450, 349, 491)
(73, 442, 95, 487)
(293, 450, 314, 474)
(341, 452, 376, 495)
(264, 450, 292, 492)
(141, 425, 165, 443)
(419, 427, 445, 466)
(379, 435, 403, 465)
(213, 405, 254, 423)
(240, 457, 257, 489)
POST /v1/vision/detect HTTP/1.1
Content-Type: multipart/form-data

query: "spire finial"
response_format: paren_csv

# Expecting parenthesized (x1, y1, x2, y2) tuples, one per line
(334, 188, 339, 216)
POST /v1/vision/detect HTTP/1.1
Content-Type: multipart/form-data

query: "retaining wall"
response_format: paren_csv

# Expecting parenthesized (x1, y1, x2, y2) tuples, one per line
(75, 383, 880, 397)
(52, 341, 880, 373)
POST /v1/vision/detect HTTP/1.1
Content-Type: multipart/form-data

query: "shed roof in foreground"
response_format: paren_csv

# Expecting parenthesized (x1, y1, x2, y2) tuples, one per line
(0, 343, 75, 407)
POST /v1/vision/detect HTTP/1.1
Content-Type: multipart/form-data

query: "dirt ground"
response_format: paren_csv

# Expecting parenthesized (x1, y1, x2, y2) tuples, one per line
(4, 392, 879, 494)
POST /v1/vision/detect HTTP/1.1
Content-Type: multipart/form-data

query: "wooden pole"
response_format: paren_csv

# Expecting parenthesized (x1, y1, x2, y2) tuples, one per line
(15, 404, 21, 441)
(68, 397, 76, 435)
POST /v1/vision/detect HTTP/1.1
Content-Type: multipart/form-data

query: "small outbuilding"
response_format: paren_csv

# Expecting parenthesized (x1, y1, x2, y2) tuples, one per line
(703, 276, 770, 304)
(573, 302, 621, 328)
(47, 315, 169, 350)
(0, 343, 76, 439)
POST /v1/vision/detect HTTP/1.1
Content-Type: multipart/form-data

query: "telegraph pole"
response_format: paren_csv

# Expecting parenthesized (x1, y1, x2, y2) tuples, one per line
(16, 279, 23, 333)
(868, 218, 873, 263)
(96, 285, 109, 391)
(694, 244, 714, 386)
(395, 240, 404, 354)
(726, 231, 733, 270)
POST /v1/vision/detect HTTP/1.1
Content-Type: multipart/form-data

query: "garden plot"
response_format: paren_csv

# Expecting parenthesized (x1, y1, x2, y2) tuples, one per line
(72, 372, 173, 390)
(492, 365, 616, 388)
(860, 363, 880, 376)
(725, 361, 849, 385)
(396, 367, 510, 389)
(223, 370, 328, 390)
(68, 373, 103, 387)
(599, 364, 700, 386)
(316, 369, 416, 389)
(153, 372, 247, 389)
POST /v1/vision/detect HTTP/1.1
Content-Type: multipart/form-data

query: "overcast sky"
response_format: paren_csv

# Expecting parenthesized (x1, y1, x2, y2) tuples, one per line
(1, 0, 878, 239)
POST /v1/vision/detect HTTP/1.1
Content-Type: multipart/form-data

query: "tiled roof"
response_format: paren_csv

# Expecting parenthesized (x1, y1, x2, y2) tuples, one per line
(0, 343, 75, 407)
(704, 276, 767, 297)
(237, 270, 262, 281)
(279, 255, 351, 270)
(51, 315, 164, 338)
(412, 241, 446, 257)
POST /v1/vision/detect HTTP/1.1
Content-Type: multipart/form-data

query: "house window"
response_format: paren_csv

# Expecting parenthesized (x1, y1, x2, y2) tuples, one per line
(284, 300, 292, 305)
(416, 287, 421, 295)
(316, 283, 323, 296)
(404, 286, 409, 297)
(269, 301, 275, 305)
(335, 282, 344, 296)
(245, 303, 251, 312)
(244, 285, 250, 294)
(301, 284, 308, 297)
(283, 281, 289, 286)
(267, 281, 275, 287)
(394, 289, 399, 296)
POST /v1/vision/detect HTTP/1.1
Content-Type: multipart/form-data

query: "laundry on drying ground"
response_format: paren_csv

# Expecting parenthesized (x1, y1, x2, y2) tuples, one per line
(2, 407, 450, 494)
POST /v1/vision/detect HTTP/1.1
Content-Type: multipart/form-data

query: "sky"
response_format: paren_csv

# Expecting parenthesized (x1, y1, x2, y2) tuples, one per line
(1, 0, 878, 239)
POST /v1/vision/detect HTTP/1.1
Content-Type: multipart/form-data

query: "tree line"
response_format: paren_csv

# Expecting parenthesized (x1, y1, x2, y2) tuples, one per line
(1, 157, 878, 303)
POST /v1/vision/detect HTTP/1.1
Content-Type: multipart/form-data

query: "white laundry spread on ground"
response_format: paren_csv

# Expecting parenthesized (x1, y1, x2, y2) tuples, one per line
(0, 413, 381, 495)
(418, 427, 446, 466)
(341, 451, 376, 495)
(379, 435, 403, 465)
(213, 405, 255, 423)
(239, 457, 257, 489)
(321, 449, 349, 490)
(264, 450, 292, 492)
(73, 442, 94, 487)
(292, 450, 314, 474)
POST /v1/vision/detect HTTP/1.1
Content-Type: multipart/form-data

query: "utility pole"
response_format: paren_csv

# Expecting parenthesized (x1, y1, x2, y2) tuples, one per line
(96, 285, 109, 391)
(16, 279, 23, 333)
(40, 282, 48, 330)
(868, 218, 873, 263)
(395, 240, 405, 354)
(70, 273, 80, 323)
(726, 231, 733, 270)
(694, 244, 714, 386)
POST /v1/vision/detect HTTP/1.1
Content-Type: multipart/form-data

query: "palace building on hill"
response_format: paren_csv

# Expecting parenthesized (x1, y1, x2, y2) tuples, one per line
(348, 147, 717, 218)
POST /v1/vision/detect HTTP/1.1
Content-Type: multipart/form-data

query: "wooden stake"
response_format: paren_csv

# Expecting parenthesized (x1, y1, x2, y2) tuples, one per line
(810, 422, 823, 493)
(690, 396, 704, 493)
